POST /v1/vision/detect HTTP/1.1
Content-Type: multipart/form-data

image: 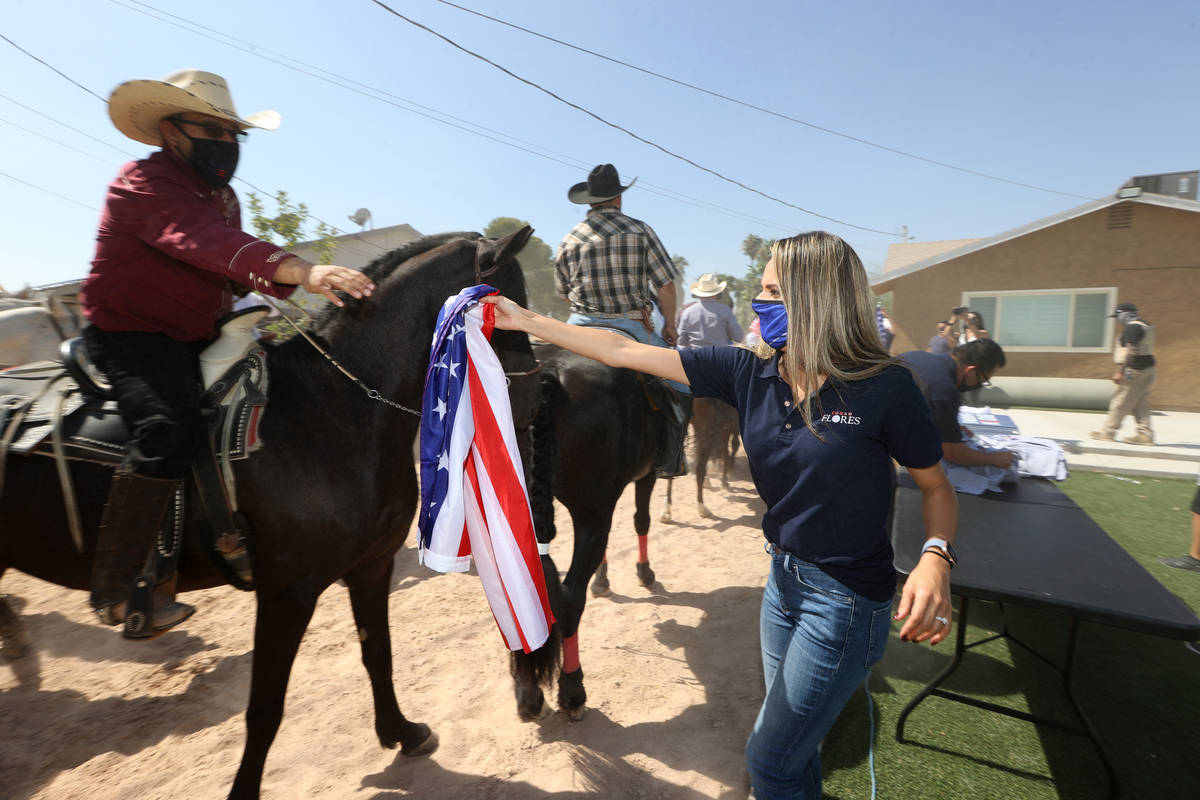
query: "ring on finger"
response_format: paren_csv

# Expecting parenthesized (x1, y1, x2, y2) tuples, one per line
(934, 615, 949, 625)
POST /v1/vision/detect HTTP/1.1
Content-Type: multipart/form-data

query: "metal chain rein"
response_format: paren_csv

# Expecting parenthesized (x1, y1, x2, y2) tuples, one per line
(272, 297, 541, 416)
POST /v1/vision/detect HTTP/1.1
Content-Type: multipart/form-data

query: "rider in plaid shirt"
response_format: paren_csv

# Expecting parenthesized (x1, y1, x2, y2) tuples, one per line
(555, 163, 690, 477)
(556, 203, 678, 325)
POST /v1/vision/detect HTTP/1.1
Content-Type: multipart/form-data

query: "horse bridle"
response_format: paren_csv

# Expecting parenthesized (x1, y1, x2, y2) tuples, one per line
(271, 243, 541, 417)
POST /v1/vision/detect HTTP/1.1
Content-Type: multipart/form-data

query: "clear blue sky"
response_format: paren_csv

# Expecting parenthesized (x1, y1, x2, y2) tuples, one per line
(1, 0, 1196, 294)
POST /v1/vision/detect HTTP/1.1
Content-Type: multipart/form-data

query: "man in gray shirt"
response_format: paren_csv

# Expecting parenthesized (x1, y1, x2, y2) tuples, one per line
(676, 273, 743, 349)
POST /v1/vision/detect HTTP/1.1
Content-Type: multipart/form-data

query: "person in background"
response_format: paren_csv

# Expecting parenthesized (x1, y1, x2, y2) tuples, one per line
(1161, 471, 1200, 573)
(744, 316, 762, 348)
(1090, 302, 1156, 445)
(81, 69, 375, 638)
(901, 339, 1014, 469)
(486, 230, 958, 800)
(676, 273, 743, 349)
(955, 310, 988, 343)
(928, 320, 953, 354)
(555, 163, 689, 476)
(875, 303, 895, 353)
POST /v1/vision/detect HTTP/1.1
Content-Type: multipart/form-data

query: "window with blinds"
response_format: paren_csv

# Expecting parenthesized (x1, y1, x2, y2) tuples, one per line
(962, 288, 1116, 352)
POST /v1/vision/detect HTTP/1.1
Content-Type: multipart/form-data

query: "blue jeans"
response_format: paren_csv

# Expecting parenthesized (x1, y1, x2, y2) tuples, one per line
(746, 543, 892, 799)
(566, 313, 690, 394)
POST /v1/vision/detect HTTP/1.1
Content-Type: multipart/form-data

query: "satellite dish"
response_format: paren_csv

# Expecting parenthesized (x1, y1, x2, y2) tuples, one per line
(348, 208, 373, 230)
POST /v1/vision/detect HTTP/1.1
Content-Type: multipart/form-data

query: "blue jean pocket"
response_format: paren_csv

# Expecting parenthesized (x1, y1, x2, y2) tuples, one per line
(789, 561, 852, 603)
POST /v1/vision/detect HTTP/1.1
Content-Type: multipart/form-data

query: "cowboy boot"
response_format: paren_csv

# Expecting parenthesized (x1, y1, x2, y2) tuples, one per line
(91, 471, 195, 638)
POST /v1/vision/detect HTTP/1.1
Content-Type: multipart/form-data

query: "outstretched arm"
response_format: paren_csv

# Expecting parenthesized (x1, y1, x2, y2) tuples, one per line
(484, 295, 689, 386)
(273, 257, 375, 307)
(894, 462, 957, 645)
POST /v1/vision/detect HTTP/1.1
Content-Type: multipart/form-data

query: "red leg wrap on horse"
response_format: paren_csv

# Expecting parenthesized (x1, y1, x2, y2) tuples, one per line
(563, 633, 581, 673)
(638, 534, 649, 564)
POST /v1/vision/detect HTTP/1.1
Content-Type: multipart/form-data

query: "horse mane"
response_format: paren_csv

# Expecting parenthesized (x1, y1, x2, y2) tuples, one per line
(311, 231, 481, 330)
(358, 231, 481, 285)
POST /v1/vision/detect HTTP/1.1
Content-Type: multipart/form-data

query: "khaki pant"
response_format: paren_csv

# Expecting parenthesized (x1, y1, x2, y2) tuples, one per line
(1101, 366, 1155, 437)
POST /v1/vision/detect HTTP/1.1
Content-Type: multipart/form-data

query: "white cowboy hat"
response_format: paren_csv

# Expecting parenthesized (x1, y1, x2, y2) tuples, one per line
(690, 273, 727, 298)
(108, 69, 281, 146)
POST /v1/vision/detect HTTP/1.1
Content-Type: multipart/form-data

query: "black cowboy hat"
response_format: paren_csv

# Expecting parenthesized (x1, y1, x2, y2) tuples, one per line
(1109, 302, 1138, 317)
(568, 163, 637, 204)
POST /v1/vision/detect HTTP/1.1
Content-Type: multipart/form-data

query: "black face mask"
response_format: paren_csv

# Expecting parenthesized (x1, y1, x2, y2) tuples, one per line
(174, 125, 239, 188)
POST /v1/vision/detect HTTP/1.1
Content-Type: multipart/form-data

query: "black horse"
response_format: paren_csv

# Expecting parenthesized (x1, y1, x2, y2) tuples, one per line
(660, 397, 740, 521)
(0, 228, 541, 799)
(509, 343, 670, 720)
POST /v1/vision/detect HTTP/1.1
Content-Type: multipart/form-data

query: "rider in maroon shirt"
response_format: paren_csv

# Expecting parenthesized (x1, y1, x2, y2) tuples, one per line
(83, 69, 375, 639)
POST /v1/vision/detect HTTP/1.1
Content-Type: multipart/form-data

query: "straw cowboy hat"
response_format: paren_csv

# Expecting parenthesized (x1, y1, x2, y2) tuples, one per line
(108, 69, 281, 146)
(691, 273, 727, 298)
(568, 163, 638, 204)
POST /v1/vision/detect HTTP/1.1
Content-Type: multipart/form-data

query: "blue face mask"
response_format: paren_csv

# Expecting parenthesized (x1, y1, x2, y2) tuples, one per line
(751, 299, 788, 349)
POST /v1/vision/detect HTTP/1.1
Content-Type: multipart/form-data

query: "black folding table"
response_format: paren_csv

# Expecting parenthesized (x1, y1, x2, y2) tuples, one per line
(891, 472, 1200, 799)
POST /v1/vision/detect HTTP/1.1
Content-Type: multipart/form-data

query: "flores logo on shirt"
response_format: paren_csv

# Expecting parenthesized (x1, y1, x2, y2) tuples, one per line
(821, 409, 862, 425)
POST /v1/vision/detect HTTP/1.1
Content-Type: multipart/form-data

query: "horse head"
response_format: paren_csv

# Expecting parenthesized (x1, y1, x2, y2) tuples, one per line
(307, 226, 541, 429)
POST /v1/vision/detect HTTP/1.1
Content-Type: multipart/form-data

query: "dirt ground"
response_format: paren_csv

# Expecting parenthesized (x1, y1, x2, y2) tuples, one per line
(0, 460, 772, 800)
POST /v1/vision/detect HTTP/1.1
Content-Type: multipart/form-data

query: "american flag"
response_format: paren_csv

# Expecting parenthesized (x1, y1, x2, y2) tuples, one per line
(418, 285, 553, 653)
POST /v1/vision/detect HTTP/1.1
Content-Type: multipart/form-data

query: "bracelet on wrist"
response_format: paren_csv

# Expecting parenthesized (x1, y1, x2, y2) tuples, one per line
(922, 547, 955, 568)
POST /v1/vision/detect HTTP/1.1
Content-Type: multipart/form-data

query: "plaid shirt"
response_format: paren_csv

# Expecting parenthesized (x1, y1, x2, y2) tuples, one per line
(555, 207, 677, 314)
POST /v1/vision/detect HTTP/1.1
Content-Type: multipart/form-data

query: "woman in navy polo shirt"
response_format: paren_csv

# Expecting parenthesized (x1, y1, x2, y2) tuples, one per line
(486, 231, 957, 800)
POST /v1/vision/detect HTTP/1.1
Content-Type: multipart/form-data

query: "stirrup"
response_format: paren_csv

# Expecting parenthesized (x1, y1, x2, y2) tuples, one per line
(121, 576, 196, 640)
(217, 536, 254, 586)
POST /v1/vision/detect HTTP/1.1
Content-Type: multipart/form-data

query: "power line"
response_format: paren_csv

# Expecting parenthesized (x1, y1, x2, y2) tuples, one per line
(0, 32, 107, 103)
(0, 114, 114, 164)
(430, 0, 1096, 202)
(0, 92, 135, 158)
(109, 0, 808, 237)
(7, 2, 799, 244)
(0, 28, 383, 255)
(368, 0, 899, 237)
(0, 169, 100, 213)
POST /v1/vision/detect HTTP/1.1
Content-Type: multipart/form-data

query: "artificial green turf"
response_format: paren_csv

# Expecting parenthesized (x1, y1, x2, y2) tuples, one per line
(821, 472, 1200, 800)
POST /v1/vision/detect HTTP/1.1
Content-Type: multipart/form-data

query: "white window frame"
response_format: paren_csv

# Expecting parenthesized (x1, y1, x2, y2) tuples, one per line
(961, 287, 1118, 353)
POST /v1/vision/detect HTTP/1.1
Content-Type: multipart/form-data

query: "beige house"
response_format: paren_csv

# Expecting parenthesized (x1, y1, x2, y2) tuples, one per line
(290, 223, 422, 270)
(872, 187, 1200, 411)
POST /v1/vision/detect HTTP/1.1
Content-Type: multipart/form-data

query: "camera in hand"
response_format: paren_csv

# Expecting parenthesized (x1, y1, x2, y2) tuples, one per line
(952, 306, 969, 315)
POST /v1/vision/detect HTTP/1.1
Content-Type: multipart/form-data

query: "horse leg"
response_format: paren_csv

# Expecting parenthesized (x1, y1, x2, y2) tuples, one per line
(633, 474, 657, 587)
(721, 431, 735, 490)
(659, 477, 674, 523)
(227, 591, 320, 800)
(556, 508, 614, 719)
(695, 427, 713, 519)
(345, 557, 437, 755)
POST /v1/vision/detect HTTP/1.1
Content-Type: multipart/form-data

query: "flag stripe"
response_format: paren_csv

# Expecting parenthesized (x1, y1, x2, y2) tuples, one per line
(418, 285, 552, 653)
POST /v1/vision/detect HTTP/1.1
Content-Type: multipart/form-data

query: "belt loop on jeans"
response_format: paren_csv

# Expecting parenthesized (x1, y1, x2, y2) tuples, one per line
(764, 540, 790, 569)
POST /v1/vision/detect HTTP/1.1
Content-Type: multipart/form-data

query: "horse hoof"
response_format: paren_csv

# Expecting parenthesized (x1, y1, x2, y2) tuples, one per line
(566, 705, 589, 722)
(698, 504, 713, 518)
(591, 563, 610, 597)
(659, 508, 672, 523)
(401, 728, 439, 757)
(517, 686, 551, 721)
(636, 562, 656, 587)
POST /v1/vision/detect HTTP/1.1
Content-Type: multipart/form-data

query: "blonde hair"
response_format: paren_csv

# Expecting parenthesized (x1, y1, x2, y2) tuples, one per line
(753, 231, 895, 434)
